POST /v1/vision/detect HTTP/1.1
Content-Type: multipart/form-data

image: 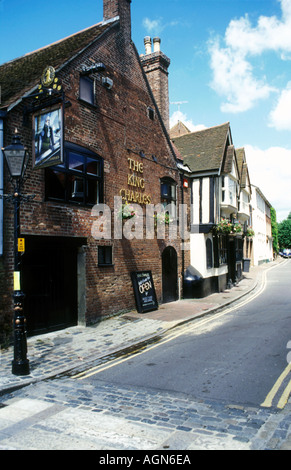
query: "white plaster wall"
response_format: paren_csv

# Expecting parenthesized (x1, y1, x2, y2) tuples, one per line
(202, 177, 210, 224)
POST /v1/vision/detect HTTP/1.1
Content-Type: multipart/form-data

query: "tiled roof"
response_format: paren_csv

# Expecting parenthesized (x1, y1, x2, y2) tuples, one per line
(0, 21, 116, 110)
(236, 147, 251, 189)
(171, 122, 231, 173)
(236, 148, 245, 184)
(170, 121, 191, 139)
(222, 144, 236, 174)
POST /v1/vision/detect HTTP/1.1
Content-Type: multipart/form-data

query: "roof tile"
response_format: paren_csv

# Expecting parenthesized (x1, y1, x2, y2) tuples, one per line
(0, 21, 114, 109)
(172, 122, 230, 173)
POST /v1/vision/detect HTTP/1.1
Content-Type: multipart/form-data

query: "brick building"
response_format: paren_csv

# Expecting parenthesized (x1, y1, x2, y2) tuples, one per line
(0, 0, 190, 343)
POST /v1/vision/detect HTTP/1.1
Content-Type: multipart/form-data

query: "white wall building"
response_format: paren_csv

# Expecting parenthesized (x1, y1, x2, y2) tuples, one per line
(172, 122, 252, 297)
(251, 185, 273, 265)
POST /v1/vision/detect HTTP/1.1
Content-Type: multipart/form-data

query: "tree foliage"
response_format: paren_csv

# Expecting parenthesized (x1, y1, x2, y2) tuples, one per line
(278, 211, 291, 249)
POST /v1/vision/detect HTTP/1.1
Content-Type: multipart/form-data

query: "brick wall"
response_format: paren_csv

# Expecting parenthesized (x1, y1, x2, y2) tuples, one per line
(140, 39, 171, 131)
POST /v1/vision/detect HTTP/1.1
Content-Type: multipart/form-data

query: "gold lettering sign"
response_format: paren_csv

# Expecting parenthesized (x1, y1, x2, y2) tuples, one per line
(119, 158, 152, 205)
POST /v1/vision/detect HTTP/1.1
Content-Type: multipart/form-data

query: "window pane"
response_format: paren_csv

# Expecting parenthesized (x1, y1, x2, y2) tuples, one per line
(80, 77, 94, 104)
(46, 169, 66, 200)
(98, 246, 112, 265)
(87, 158, 99, 176)
(105, 247, 112, 265)
(69, 175, 84, 202)
(171, 185, 176, 200)
(87, 179, 99, 204)
(161, 183, 169, 197)
(69, 152, 84, 172)
(206, 239, 213, 269)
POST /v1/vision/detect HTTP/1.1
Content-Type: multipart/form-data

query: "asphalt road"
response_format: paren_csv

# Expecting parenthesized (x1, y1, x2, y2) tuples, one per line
(83, 260, 291, 408)
(1, 262, 290, 450)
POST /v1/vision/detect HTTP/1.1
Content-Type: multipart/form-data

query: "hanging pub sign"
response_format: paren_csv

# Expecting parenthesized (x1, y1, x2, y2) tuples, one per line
(131, 271, 158, 314)
(32, 104, 64, 169)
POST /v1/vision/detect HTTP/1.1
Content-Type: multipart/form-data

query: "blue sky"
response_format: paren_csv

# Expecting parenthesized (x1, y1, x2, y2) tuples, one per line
(1, 0, 291, 221)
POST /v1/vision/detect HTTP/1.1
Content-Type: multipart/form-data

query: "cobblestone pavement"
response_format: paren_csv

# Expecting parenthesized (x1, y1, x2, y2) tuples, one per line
(0, 376, 290, 450)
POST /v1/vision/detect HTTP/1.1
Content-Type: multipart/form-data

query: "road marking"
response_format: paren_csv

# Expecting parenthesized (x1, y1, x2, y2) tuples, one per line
(261, 363, 291, 409)
(74, 261, 287, 384)
(73, 345, 148, 379)
(277, 379, 291, 410)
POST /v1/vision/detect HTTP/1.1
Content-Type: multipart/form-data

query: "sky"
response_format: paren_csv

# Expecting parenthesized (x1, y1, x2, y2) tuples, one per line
(0, 0, 291, 221)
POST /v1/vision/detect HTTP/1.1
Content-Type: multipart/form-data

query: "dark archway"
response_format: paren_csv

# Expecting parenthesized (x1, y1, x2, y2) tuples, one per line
(162, 246, 178, 303)
(21, 236, 85, 336)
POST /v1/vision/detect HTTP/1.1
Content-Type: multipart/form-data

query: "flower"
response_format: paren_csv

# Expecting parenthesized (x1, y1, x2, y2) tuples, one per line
(212, 218, 242, 235)
(246, 227, 255, 237)
(232, 222, 243, 233)
(119, 203, 135, 220)
(154, 211, 173, 225)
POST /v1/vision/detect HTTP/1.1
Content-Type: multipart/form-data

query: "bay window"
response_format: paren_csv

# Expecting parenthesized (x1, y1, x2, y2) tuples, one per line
(46, 142, 103, 206)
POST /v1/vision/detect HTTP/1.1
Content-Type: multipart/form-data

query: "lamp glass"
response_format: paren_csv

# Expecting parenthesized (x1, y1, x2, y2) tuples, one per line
(4, 148, 27, 179)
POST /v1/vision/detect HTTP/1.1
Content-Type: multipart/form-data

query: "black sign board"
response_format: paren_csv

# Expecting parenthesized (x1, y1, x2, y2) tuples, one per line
(131, 271, 158, 314)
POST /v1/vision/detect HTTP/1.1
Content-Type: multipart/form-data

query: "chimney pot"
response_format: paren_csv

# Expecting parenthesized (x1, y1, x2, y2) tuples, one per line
(144, 36, 152, 55)
(153, 37, 161, 53)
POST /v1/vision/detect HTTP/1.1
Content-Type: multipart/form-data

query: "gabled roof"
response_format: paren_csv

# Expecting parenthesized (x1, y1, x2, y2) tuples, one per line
(236, 147, 251, 191)
(171, 122, 231, 174)
(0, 20, 118, 110)
(169, 121, 191, 139)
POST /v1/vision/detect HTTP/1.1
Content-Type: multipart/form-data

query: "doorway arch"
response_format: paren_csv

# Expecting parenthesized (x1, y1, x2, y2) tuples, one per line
(162, 246, 178, 303)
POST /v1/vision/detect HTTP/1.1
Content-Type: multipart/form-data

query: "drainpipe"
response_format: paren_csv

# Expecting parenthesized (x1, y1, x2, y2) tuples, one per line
(0, 113, 5, 257)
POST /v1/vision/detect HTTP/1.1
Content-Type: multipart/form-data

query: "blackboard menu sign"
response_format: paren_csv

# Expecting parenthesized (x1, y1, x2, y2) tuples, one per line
(131, 271, 158, 314)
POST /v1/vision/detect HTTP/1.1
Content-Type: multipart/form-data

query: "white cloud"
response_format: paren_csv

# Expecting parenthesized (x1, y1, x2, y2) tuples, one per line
(209, 39, 275, 113)
(170, 110, 206, 132)
(142, 17, 180, 36)
(142, 18, 164, 35)
(208, 0, 291, 113)
(244, 144, 291, 221)
(225, 2, 291, 56)
(269, 81, 291, 130)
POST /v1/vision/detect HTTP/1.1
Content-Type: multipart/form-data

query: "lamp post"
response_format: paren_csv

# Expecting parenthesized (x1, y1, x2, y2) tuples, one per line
(2, 130, 30, 375)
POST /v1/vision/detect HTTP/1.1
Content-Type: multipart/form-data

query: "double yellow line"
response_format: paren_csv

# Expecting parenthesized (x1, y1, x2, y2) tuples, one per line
(261, 363, 291, 410)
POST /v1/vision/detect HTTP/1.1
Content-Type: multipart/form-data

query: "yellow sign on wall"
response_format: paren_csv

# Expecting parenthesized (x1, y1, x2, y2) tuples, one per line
(18, 238, 25, 253)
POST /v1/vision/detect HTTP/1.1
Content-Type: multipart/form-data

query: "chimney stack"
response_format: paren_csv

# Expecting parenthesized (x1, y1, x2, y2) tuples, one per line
(103, 0, 132, 40)
(140, 37, 171, 131)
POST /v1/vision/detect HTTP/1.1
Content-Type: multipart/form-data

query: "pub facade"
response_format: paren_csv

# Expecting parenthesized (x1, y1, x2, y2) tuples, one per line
(0, 0, 190, 343)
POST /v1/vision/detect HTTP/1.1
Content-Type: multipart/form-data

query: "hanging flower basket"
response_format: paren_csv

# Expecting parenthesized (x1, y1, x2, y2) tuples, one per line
(212, 218, 242, 235)
(245, 227, 255, 237)
(232, 222, 243, 234)
(154, 211, 173, 226)
(119, 203, 136, 220)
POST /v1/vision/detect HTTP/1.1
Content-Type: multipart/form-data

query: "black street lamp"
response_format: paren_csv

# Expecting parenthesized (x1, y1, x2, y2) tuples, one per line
(2, 130, 31, 376)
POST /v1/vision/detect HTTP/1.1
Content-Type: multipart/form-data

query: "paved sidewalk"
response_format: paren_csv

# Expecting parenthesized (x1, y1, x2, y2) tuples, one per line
(0, 261, 278, 395)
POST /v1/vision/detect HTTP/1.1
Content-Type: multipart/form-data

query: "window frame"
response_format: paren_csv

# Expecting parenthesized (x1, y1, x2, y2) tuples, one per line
(148, 106, 155, 121)
(45, 142, 104, 207)
(98, 246, 113, 267)
(214, 234, 228, 267)
(160, 177, 177, 215)
(79, 76, 95, 105)
(206, 238, 213, 269)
